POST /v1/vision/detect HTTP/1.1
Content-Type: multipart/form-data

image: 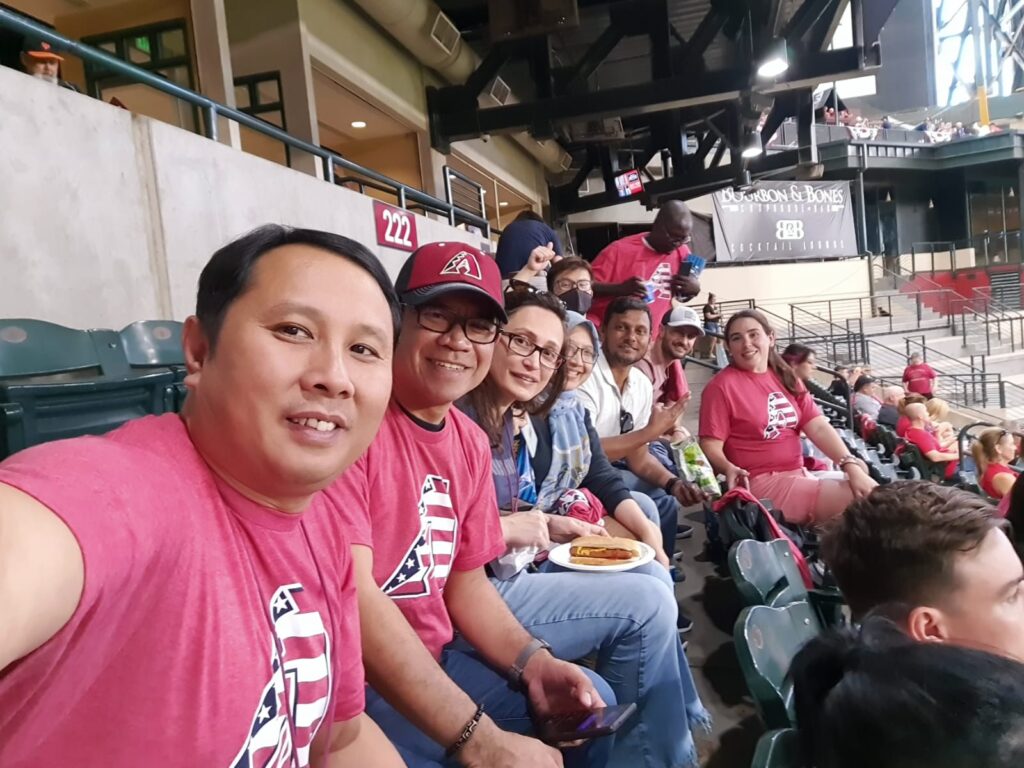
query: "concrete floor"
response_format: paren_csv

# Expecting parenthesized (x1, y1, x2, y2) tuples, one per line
(675, 505, 762, 768)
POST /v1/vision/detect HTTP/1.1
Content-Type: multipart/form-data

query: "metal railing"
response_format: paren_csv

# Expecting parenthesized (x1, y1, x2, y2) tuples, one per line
(443, 166, 489, 231)
(788, 290, 954, 336)
(0, 8, 492, 237)
(909, 231, 1024, 273)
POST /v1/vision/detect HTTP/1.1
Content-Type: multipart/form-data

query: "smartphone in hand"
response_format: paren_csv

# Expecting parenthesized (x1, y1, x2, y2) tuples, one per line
(537, 703, 638, 744)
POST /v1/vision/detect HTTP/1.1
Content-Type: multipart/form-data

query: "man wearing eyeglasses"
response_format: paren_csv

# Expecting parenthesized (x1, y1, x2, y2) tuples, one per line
(586, 201, 699, 330)
(323, 242, 614, 768)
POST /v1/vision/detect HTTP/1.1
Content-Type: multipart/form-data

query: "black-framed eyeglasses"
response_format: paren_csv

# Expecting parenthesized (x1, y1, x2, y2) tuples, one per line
(564, 344, 597, 366)
(407, 304, 500, 344)
(619, 409, 634, 434)
(500, 330, 564, 369)
(553, 277, 593, 293)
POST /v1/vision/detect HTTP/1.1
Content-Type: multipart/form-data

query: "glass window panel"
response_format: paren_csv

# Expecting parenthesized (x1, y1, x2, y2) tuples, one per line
(158, 66, 190, 87)
(127, 37, 151, 64)
(234, 85, 250, 109)
(98, 41, 117, 54)
(262, 110, 284, 127)
(256, 79, 280, 105)
(158, 28, 186, 59)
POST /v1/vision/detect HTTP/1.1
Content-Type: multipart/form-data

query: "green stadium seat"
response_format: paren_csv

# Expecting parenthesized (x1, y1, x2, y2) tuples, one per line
(751, 729, 800, 768)
(0, 319, 178, 458)
(729, 539, 846, 627)
(734, 601, 821, 729)
(119, 320, 185, 367)
(118, 321, 187, 410)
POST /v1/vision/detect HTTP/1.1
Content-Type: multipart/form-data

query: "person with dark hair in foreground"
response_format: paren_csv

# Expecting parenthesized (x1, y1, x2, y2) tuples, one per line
(792, 615, 1024, 768)
(699, 310, 875, 525)
(821, 481, 1024, 659)
(0, 225, 404, 765)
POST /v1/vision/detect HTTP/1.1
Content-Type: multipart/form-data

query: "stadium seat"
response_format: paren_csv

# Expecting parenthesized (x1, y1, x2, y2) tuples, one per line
(0, 319, 178, 458)
(751, 728, 800, 768)
(118, 321, 187, 409)
(734, 601, 821, 729)
(729, 539, 846, 626)
(119, 320, 185, 367)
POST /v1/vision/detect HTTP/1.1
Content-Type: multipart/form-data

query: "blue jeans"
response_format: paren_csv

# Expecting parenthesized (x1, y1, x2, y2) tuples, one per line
(366, 646, 615, 767)
(492, 563, 710, 768)
(618, 469, 681, 559)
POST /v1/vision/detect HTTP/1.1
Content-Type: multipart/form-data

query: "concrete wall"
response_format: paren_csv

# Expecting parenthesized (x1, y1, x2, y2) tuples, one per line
(298, 0, 547, 207)
(698, 258, 873, 315)
(0, 65, 481, 328)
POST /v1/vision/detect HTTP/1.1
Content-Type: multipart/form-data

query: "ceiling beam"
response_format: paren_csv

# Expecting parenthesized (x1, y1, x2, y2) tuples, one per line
(429, 46, 879, 144)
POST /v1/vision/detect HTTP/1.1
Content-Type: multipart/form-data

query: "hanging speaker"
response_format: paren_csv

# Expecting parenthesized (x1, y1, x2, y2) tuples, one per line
(488, 0, 579, 41)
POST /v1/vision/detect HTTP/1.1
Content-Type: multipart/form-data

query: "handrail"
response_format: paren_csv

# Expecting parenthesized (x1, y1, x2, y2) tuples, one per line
(0, 8, 492, 237)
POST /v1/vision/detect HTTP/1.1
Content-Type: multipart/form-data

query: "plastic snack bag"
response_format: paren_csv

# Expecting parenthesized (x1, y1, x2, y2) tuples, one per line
(672, 436, 722, 498)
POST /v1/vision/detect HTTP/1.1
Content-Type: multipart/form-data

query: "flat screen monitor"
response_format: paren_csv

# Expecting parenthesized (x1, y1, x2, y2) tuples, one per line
(613, 168, 643, 198)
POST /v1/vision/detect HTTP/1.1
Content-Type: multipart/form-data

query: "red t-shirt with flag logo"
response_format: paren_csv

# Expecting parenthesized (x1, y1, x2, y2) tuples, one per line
(0, 414, 364, 768)
(324, 402, 507, 660)
(586, 233, 690, 329)
(699, 366, 822, 477)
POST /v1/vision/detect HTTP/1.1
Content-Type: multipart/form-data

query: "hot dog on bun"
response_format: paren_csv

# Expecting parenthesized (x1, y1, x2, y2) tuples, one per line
(569, 535, 642, 566)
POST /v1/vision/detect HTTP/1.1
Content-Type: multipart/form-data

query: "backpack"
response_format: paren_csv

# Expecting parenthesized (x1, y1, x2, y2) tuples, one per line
(710, 487, 817, 589)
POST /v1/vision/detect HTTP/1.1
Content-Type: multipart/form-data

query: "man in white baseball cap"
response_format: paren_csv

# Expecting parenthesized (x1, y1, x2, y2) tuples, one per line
(635, 305, 704, 404)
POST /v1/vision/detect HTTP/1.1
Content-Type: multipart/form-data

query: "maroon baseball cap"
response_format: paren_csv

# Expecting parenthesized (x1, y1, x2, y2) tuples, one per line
(395, 242, 507, 322)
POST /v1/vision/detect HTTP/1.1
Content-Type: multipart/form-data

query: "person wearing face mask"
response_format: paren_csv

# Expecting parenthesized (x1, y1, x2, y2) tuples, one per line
(19, 38, 80, 92)
(459, 297, 711, 768)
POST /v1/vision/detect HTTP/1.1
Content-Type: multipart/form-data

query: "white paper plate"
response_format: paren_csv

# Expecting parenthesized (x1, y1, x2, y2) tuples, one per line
(547, 541, 656, 572)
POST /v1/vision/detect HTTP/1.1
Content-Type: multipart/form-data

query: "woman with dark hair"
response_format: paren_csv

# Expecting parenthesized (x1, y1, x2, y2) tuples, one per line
(699, 309, 876, 525)
(780, 343, 816, 382)
(792, 616, 1024, 768)
(459, 292, 711, 768)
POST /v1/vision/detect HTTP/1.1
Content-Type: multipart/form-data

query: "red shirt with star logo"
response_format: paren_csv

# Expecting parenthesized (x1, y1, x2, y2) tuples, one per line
(324, 401, 506, 659)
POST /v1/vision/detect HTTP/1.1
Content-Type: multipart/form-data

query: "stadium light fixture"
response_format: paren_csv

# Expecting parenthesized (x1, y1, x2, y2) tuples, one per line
(757, 38, 789, 79)
(741, 129, 763, 159)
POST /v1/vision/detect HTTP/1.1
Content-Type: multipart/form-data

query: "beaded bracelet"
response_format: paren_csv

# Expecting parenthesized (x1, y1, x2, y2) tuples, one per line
(445, 703, 485, 758)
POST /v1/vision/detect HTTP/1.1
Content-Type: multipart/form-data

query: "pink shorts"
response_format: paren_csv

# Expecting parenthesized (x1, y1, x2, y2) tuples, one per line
(749, 468, 853, 526)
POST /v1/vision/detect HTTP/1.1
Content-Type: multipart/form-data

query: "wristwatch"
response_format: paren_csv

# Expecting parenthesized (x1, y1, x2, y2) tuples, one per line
(508, 637, 552, 691)
(663, 477, 680, 494)
(837, 455, 863, 472)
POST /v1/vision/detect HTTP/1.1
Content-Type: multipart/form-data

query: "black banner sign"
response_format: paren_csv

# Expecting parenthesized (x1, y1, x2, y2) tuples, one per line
(711, 181, 858, 262)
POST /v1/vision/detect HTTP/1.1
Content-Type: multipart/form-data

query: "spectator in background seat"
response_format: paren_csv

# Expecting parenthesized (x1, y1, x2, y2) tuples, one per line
(972, 427, 1019, 505)
(877, 385, 904, 428)
(821, 481, 1024, 658)
(20, 37, 79, 92)
(903, 352, 937, 398)
(904, 402, 959, 480)
(791, 616, 1024, 768)
(0, 225, 404, 766)
(702, 294, 722, 360)
(896, 393, 928, 436)
(495, 209, 563, 277)
(926, 397, 957, 447)
(852, 375, 882, 419)
(699, 310, 876, 526)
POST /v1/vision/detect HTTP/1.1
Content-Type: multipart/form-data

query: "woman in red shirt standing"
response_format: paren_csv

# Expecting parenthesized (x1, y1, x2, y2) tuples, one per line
(699, 310, 877, 525)
(972, 427, 1019, 501)
(902, 352, 937, 398)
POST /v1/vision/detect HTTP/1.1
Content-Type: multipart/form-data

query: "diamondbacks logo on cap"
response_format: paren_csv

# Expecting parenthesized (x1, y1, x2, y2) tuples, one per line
(440, 251, 482, 281)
